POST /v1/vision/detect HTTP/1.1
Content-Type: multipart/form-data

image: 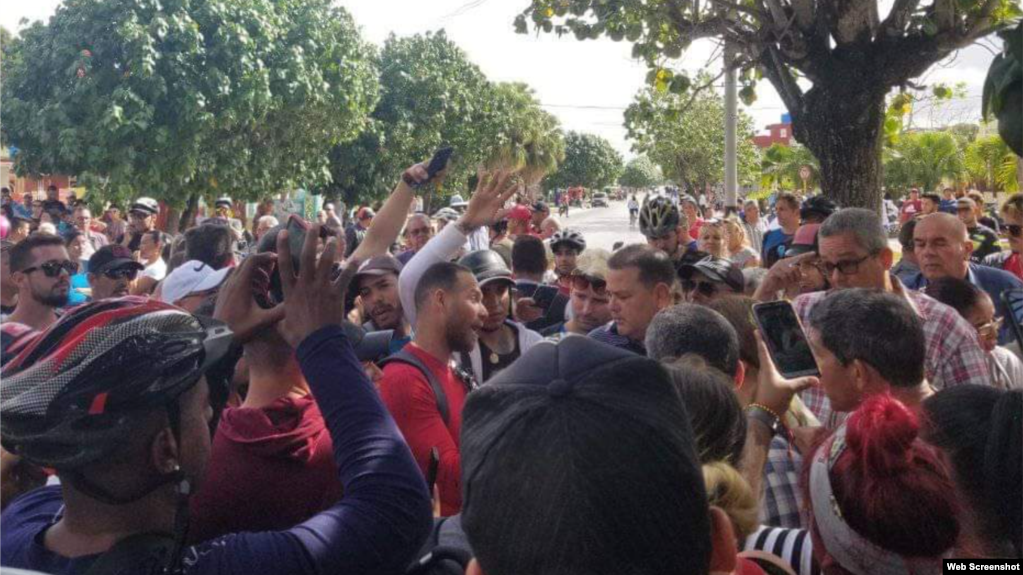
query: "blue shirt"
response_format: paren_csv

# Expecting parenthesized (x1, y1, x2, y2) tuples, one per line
(762, 228, 794, 268)
(0, 326, 432, 575)
(588, 322, 646, 355)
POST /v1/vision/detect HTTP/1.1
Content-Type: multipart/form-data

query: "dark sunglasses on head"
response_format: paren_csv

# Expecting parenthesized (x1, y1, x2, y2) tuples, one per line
(1007, 224, 1022, 238)
(681, 279, 719, 297)
(22, 260, 76, 277)
(104, 267, 139, 280)
(571, 272, 607, 294)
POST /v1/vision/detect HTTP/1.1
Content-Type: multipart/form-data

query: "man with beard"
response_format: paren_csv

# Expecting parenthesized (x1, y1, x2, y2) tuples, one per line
(86, 245, 144, 301)
(542, 248, 613, 340)
(118, 197, 159, 253)
(354, 255, 411, 355)
(4, 233, 72, 330)
(638, 196, 705, 274)
(378, 261, 488, 516)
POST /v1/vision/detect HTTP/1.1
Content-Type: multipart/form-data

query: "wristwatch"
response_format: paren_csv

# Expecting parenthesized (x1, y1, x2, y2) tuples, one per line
(745, 405, 782, 437)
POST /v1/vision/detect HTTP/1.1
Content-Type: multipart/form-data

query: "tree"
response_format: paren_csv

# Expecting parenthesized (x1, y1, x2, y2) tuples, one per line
(517, 0, 1020, 210)
(982, 20, 1022, 156)
(2, 0, 379, 215)
(883, 131, 966, 192)
(545, 131, 623, 190)
(624, 84, 760, 192)
(760, 143, 820, 192)
(619, 155, 663, 188)
(965, 134, 1020, 192)
(483, 82, 566, 187)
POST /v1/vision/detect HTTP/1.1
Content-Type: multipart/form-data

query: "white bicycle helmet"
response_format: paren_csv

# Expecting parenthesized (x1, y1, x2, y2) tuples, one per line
(550, 229, 586, 252)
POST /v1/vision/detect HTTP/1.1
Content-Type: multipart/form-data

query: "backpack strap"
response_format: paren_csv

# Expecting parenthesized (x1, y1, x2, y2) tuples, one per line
(380, 350, 450, 425)
(84, 532, 177, 575)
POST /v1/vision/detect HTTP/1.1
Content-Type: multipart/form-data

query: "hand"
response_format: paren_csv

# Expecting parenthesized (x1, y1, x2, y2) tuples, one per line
(753, 330, 819, 416)
(460, 170, 518, 230)
(400, 163, 431, 189)
(213, 252, 285, 344)
(754, 251, 817, 301)
(513, 297, 543, 324)
(276, 225, 360, 348)
(789, 426, 826, 455)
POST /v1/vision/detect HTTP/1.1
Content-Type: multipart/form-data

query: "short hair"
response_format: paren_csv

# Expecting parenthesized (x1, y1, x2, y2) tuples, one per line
(64, 229, 84, 247)
(808, 289, 925, 388)
(664, 356, 747, 465)
(898, 218, 917, 251)
(510, 235, 548, 277)
(707, 296, 760, 370)
(921, 192, 941, 205)
(10, 233, 65, 273)
(1001, 193, 1023, 220)
(414, 261, 472, 311)
(923, 276, 987, 317)
(776, 192, 800, 211)
(184, 224, 235, 270)
(257, 215, 280, 228)
(143, 229, 167, 246)
(645, 304, 740, 377)
(608, 244, 676, 290)
(819, 208, 887, 254)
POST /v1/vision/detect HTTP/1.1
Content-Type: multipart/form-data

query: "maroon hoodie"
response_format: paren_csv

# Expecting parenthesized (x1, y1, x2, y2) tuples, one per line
(188, 395, 342, 543)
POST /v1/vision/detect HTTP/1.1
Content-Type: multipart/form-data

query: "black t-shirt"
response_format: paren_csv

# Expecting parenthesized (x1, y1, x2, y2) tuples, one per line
(116, 232, 143, 253)
(477, 336, 520, 382)
(979, 215, 1001, 234)
(525, 291, 569, 332)
(968, 224, 1001, 263)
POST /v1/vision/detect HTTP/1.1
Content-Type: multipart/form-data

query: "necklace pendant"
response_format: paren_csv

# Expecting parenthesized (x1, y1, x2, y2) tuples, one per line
(489, 352, 500, 364)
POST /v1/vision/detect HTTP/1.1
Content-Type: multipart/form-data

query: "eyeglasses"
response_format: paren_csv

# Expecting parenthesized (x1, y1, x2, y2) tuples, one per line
(22, 260, 76, 277)
(129, 212, 152, 221)
(816, 254, 873, 276)
(975, 317, 1003, 339)
(103, 268, 139, 280)
(1007, 224, 1022, 238)
(681, 279, 719, 297)
(571, 272, 607, 295)
(407, 227, 432, 238)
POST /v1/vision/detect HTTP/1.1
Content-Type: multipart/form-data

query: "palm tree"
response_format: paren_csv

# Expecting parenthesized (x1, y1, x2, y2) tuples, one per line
(484, 83, 565, 188)
(759, 143, 819, 194)
(965, 135, 1020, 193)
(884, 131, 966, 192)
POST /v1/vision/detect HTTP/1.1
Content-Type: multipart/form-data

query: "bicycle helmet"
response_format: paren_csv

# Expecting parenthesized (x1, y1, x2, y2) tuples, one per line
(1, 297, 233, 470)
(550, 229, 586, 252)
(800, 195, 838, 222)
(458, 250, 514, 288)
(639, 196, 681, 238)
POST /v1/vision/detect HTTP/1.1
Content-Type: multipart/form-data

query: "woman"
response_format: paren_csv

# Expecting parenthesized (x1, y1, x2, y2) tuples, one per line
(64, 231, 92, 306)
(724, 218, 761, 269)
(925, 277, 1023, 389)
(983, 193, 1021, 282)
(698, 219, 729, 259)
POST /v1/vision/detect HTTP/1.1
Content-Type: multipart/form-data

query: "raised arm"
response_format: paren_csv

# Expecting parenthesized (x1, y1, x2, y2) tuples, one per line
(350, 164, 425, 261)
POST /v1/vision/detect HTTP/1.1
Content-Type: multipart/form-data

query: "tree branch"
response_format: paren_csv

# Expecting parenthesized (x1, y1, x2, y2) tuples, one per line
(708, 0, 767, 20)
(759, 45, 805, 113)
(881, 0, 922, 36)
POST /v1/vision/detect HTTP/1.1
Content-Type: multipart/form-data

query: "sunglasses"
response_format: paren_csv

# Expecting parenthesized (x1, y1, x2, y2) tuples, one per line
(1007, 224, 1022, 238)
(571, 273, 607, 294)
(975, 317, 1004, 339)
(22, 260, 76, 277)
(103, 268, 139, 280)
(681, 279, 719, 297)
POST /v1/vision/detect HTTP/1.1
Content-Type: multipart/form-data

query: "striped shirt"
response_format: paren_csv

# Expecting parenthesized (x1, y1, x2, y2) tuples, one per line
(744, 526, 819, 575)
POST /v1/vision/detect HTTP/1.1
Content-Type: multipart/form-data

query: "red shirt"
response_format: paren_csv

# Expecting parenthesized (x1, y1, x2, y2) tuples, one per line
(378, 343, 467, 516)
(900, 199, 922, 223)
(1006, 252, 1023, 282)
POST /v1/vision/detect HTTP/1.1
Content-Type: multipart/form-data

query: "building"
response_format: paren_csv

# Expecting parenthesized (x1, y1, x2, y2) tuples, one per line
(753, 114, 794, 149)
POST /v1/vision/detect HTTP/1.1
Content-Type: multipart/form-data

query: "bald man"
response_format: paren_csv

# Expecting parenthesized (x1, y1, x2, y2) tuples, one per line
(908, 213, 1023, 344)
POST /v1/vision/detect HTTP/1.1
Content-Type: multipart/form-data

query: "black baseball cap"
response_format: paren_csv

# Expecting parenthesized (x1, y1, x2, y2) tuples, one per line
(679, 256, 744, 293)
(88, 245, 144, 275)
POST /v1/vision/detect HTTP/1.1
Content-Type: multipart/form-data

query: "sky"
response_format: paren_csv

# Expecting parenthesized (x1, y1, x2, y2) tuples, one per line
(0, 0, 1002, 157)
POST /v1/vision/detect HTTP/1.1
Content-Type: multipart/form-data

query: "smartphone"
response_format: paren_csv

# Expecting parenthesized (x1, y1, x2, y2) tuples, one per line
(426, 447, 440, 494)
(414, 147, 454, 188)
(531, 285, 560, 314)
(752, 301, 820, 378)
(1002, 288, 1023, 347)
(285, 214, 310, 271)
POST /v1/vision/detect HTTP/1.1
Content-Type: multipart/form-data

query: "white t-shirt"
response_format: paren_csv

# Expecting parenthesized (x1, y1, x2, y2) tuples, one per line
(143, 258, 168, 281)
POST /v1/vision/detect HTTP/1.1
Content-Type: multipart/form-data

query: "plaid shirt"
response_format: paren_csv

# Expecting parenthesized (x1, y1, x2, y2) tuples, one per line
(793, 283, 993, 426)
(760, 435, 805, 529)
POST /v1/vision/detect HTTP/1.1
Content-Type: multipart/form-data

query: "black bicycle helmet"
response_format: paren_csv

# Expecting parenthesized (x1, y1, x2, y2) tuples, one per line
(0, 297, 233, 470)
(550, 229, 586, 252)
(800, 195, 838, 222)
(458, 250, 514, 288)
(639, 196, 681, 238)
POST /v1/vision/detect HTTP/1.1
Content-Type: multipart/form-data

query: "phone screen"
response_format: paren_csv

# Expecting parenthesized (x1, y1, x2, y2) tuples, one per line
(531, 285, 560, 313)
(286, 215, 310, 272)
(752, 301, 820, 378)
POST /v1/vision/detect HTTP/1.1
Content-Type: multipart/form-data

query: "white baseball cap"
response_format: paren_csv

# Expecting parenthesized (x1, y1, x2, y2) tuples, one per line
(160, 260, 231, 305)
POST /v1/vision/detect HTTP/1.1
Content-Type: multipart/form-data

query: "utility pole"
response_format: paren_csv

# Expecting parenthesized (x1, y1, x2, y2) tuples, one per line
(723, 42, 738, 214)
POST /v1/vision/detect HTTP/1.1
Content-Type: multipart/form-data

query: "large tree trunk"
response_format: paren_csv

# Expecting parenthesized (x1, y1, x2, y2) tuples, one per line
(791, 80, 887, 212)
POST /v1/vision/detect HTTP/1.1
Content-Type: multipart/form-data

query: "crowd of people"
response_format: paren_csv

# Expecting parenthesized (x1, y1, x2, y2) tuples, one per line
(0, 163, 1020, 575)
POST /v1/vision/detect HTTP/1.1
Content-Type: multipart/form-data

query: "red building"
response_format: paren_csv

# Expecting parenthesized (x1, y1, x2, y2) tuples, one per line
(753, 114, 794, 149)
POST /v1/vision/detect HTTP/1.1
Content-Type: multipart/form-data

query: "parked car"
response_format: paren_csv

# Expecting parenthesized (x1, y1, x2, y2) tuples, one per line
(591, 192, 609, 207)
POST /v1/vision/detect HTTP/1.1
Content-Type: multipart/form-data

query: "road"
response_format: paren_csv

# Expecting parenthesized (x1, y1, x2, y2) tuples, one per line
(556, 200, 645, 252)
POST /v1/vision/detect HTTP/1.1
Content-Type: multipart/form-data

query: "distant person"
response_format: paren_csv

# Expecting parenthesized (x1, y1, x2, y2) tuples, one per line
(345, 207, 374, 257)
(955, 197, 1000, 262)
(118, 197, 159, 252)
(900, 188, 922, 224)
(741, 199, 767, 256)
(761, 192, 800, 267)
(983, 193, 1022, 282)
(920, 192, 942, 216)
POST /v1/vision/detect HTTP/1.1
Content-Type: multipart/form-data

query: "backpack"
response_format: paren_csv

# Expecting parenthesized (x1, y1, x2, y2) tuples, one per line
(379, 350, 476, 425)
(405, 516, 472, 575)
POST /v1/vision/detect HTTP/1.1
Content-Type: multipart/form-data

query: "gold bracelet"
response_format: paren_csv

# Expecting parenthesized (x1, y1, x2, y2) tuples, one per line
(745, 402, 782, 422)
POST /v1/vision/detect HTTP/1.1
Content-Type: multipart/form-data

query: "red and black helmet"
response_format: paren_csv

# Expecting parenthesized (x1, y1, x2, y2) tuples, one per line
(1, 297, 233, 470)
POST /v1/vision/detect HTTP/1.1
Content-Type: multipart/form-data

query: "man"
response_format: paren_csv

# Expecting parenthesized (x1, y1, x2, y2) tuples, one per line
(681, 194, 703, 240)
(0, 239, 432, 574)
(799, 195, 838, 225)
(511, 235, 569, 332)
(955, 197, 1001, 262)
(253, 215, 279, 243)
(756, 208, 992, 425)
(433, 207, 460, 235)
(101, 205, 127, 244)
(549, 228, 586, 295)
(679, 256, 745, 305)
(160, 260, 233, 312)
(132, 230, 168, 295)
(460, 337, 739, 575)
(541, 248, 612, 340)
(539, 216, 560, 240)
(589, 244, 675, 355)
(185, 223, 237, 270)
(8, 213, 32, 244)
(983, 193, 1022, 282)
(345, 207, 374, 258)
(968, 191, 1000, 232)
(530, 201, 549, 235)
(506, 204, 533, 238)
(638, 196, 703, 272)
(118, 196, 159, 252)
(379, 261, 488, 516)
(354, 255, 411, 355)
(921, 192, 942, 216)
(939, 187, 958, 214)
(208, 196, 245, 242)
(487, 220, 514, 266)
(645, 303, 741, 380)
(399, 170, 538, 386)
(41, 184, 67, 220)
(72, 205, 108, 250)
(900, 188, 923, 224)
(4, 233, 72, 330)
(891, 218, 920, 284)
(741, 199, 767, 256)
(87, 245, 144, 301)
(762, 192, 801, 268)
(1, 241, 18, 316)
(322, 202, 344, 232)
(398, 213, 433, 265)
(909, 212, 1023, 344)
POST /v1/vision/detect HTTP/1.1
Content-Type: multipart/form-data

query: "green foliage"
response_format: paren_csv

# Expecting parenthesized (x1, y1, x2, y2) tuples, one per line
(982, 20, 1022, 155)
(2, 0, 379, 206)
(760, 143, 819, 192)
(883, 131, 966, 192)
(965, 135, 1020, 192)
(483, 82, 565, 186)
(545, 131, 623, 190)
(624, 82, 759, 191)
(618, 155, 662, 188)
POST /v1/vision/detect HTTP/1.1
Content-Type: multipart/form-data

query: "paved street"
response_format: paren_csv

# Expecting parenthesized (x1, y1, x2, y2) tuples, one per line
(556, 200, 646, 252)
